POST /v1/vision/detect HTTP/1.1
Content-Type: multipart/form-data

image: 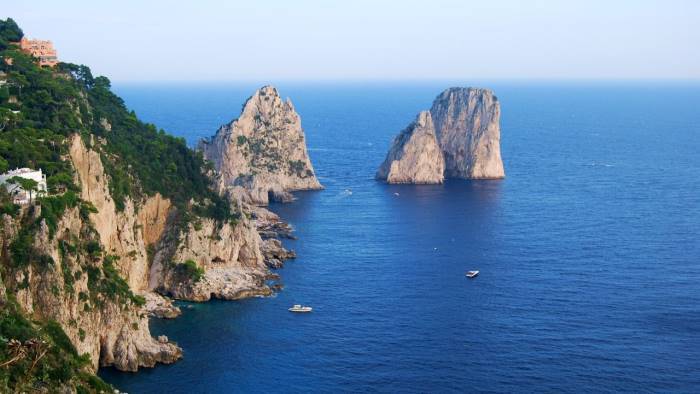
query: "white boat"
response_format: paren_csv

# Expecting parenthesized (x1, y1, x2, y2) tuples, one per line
(466, 270, 479, 278)
(288, 304, 313, 313)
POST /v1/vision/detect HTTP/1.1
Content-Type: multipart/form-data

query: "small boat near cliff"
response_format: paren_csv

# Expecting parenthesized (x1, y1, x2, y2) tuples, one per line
(466, 270, 479, 278)
(289, 304, 313, 313)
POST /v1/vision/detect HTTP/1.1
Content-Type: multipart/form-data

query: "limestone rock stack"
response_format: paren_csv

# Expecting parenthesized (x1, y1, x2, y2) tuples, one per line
(430, 87, 504, 179)
(377, 87, 505, 184)
(375, 111, 445, 184)
(199, 86, 322, 205)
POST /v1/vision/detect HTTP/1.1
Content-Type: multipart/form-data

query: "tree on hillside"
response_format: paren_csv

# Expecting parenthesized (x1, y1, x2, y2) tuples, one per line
(0, 18, 23, 50)
(8, 176, 39, 202)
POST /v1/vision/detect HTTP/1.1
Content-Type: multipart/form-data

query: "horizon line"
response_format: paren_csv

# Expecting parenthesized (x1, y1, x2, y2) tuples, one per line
(110, 77, 700, 84)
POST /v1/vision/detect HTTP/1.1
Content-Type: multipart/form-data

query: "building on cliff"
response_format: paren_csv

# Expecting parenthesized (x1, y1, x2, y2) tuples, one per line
(0, 167, 47, 204)
(19, 37, 58, 67)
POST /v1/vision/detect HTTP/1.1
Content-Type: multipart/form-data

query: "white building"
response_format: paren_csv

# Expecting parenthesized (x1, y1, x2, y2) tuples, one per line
(0, 168, 48, 204)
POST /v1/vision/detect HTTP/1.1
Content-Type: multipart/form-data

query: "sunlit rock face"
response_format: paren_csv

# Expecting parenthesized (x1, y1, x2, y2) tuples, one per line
(430, 87, 505, 179)
(376, 111, 445, 184)
(199, 85, 322, 205)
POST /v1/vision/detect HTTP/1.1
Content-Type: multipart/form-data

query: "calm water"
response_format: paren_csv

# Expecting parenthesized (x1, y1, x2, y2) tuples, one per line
(101, 82, 700, 393)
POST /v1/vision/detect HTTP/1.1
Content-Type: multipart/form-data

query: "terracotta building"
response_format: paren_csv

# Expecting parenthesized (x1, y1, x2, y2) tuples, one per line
(19, 37, 58, 67)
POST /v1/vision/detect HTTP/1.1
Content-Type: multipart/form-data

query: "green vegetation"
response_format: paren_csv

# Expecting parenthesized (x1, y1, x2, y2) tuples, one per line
(174, 259, 205, 283)
(0, 18, 22, 51)
(86, 255, 145, 308)
(65, 64, 235, 221)
(0, 297, 113, 392)
(288, 159, 309, 177)
(0, 187, 18, 217)
(8, 176, 38, 200)
(0, 17, 235, 223)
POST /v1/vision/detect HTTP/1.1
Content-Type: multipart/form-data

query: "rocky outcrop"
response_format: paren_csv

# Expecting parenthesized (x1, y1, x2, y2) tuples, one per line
(199, 85, 323, 205)
(143, 292, 181, 319)
(253, 206, 295, 239)
(430, 87, 504, 179)
(377, 87, 505, 183)
(151, 214, 273, 302)
(376, 111, 445, 184)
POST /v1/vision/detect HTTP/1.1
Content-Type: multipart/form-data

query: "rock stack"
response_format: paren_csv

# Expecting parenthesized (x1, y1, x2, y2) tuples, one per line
(377, 87, 505, 183)
(199, 85, 323, 205)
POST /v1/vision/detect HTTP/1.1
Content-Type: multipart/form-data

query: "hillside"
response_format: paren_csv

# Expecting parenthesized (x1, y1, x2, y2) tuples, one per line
(0, 18, 293, 392)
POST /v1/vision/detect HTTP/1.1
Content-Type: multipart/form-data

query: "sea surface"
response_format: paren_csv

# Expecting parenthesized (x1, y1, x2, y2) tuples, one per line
(101, 81, 700, 393)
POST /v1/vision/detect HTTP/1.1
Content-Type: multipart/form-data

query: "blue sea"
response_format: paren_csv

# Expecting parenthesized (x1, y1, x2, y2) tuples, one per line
(101, 81, 700, 393)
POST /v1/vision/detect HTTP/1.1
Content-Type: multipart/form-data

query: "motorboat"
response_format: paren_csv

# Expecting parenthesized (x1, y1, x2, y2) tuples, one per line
(288, 304, 313, 313)
(466, 270, 479, 278)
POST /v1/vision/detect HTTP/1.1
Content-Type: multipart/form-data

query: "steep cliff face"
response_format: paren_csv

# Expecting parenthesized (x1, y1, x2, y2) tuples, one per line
(376, 111, 445, 184)
(68, 133, 281, 317)
(0, 208, 182, 373)
(69, 135, 154, 292)
(0, 134, 187, 372)
(199, 85, 322, 205)
(0, 134, 289, 373)
(1, 133, 288, 373)
(430, 87, 505, 179)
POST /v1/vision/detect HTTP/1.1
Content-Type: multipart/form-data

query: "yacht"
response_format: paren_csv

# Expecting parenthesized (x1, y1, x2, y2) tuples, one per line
(289, 304, 313, 313)
(466, 270, 479, 278)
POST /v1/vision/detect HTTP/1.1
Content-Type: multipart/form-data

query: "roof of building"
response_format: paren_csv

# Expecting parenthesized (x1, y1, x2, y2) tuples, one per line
(2, 168, 44, 176)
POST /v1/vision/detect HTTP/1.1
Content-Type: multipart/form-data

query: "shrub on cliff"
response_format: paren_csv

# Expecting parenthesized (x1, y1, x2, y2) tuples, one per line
(175, 259, 205, 283)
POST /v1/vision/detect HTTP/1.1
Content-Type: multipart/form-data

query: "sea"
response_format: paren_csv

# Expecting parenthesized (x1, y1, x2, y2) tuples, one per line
(100, 81, 700, 393)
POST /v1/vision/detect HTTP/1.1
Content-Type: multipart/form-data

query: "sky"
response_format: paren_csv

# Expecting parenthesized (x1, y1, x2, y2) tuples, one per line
(3, 0, 699, 81)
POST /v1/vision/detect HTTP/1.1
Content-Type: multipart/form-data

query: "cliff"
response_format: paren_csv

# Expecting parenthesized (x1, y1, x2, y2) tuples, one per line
(377, 87, 505, 184)
(376, 111, 445, 184)
(431, 87, 504, 179)
(0, 22, 299, 391)
(199, 85, 323, 205)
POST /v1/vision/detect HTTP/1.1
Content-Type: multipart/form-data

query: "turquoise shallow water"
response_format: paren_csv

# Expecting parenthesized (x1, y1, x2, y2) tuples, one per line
(101, 82, 700, 393)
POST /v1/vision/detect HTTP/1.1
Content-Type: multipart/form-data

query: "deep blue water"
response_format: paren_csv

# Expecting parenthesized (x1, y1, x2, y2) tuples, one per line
(101, 82, 700, 393)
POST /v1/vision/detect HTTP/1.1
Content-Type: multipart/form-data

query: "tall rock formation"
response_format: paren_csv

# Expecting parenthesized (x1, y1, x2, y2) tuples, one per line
(376, 111, 445, 184)
(430, 87, 505, 179)
(199, 86, 322, 205)
(377, 87, 505, 184)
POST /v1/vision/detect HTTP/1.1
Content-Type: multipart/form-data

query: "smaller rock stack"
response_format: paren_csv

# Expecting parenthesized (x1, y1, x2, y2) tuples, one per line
(375, 111, 445, 184)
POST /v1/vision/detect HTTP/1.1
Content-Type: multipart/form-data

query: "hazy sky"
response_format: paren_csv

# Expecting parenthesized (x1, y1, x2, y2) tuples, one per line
(3, 0, 699, 81)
